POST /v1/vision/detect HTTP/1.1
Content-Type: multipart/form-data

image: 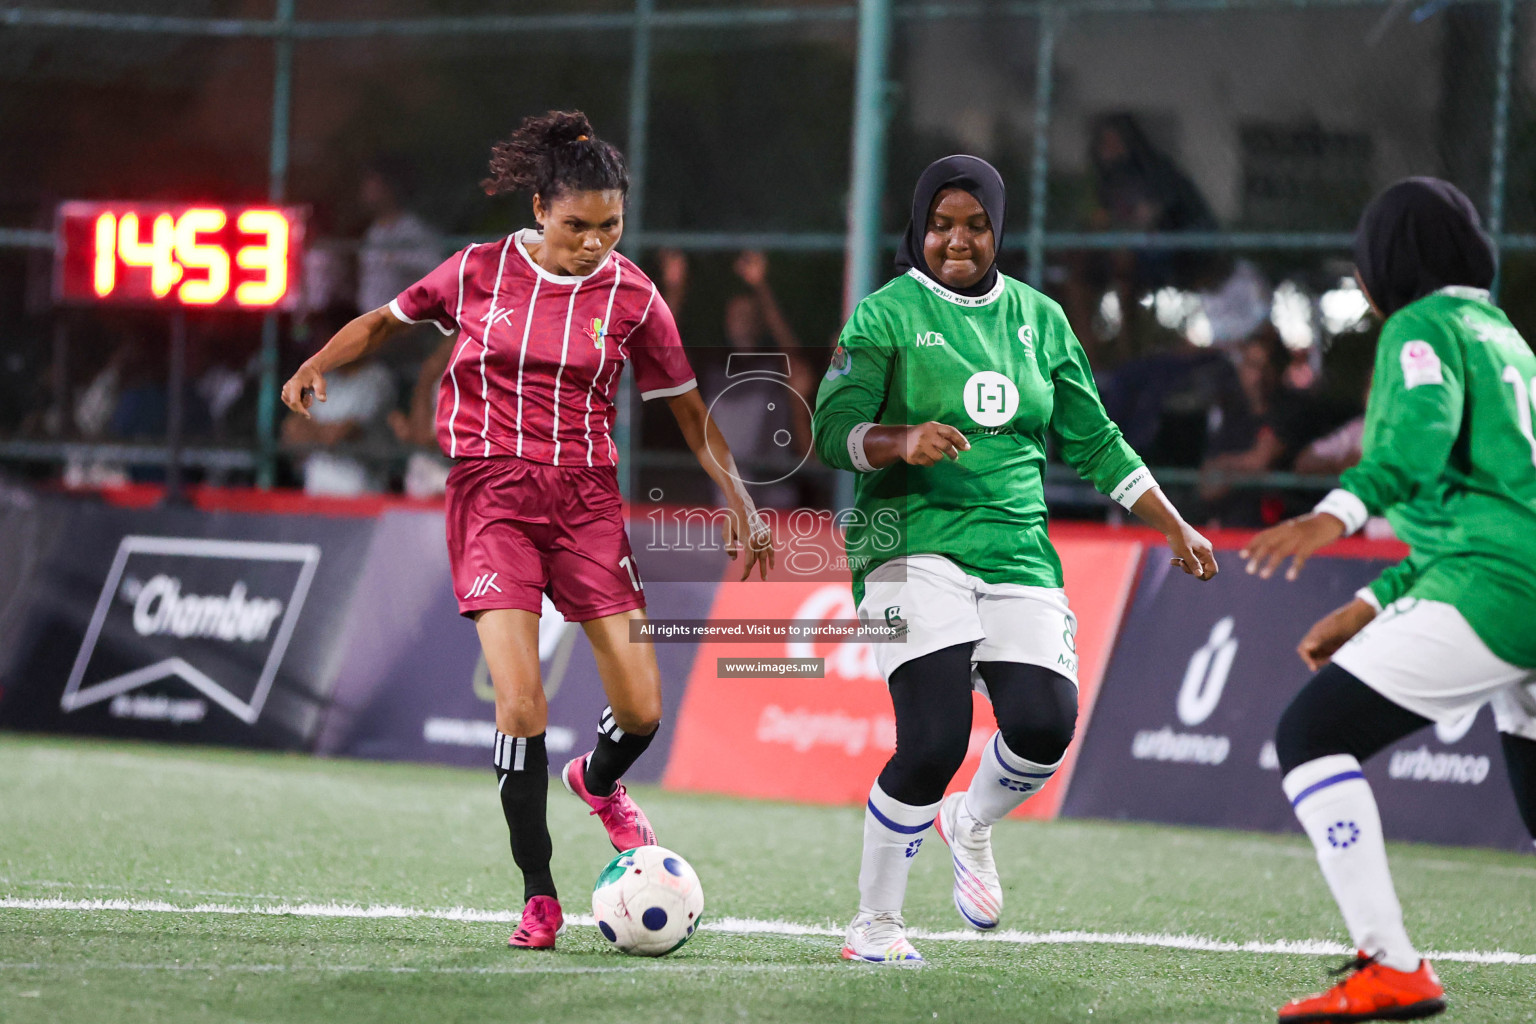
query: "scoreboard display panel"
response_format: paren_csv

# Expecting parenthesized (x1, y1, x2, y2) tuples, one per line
(54, 201, 306, 310)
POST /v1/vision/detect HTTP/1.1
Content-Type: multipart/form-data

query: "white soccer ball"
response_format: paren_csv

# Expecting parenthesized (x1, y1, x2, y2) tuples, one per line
(591, 845, 705, 956)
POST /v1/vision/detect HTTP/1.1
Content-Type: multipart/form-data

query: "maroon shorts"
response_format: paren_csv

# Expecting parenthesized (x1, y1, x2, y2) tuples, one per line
(445, 456, 645, 621)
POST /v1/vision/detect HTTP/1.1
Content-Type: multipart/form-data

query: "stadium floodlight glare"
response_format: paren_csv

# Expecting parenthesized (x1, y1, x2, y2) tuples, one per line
(53, 200, 307, 310)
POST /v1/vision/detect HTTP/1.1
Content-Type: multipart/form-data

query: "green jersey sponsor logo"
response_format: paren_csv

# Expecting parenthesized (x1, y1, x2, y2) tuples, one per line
(963, 370, 1019, 427)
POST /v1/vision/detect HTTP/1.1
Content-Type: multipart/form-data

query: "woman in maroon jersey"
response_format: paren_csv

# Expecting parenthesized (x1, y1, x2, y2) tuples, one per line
(281, 110, 774, 950)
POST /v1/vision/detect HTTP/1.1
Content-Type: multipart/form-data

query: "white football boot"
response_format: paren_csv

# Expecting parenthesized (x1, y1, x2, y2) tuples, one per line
(934, 792, 1003, 930)
(840, 911, 925, 965)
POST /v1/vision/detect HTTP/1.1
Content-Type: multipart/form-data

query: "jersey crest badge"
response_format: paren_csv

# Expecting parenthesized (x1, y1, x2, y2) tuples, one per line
(1400, 340, 1444, 389)
(584, 317, 607, 349)
(1017, 324, 1036, 356)
(826, 343, 852, 380)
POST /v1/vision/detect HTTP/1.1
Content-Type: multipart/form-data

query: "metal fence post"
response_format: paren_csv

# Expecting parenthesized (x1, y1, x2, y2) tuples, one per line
(837, 0, 892, 514)
(1489, 0, 1516, 300)
(843, 0, 892, 319)
(620, 0, 655, 501)
(256, 0, 296, 489)
(1026, 5, 1058, 290)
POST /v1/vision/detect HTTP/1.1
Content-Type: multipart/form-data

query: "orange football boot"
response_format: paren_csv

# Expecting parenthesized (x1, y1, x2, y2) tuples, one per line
(1278, 952, 1445, 1023)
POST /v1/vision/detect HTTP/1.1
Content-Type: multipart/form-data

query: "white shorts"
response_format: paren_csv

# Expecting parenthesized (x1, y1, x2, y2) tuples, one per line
(1332, 597, 1536, 741)
(856, 555, 1080, 687)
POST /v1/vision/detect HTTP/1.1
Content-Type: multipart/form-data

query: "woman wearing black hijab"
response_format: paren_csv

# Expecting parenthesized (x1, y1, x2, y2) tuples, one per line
(1243, 177, 1536, 1022)
(814, 155, 1217, 963)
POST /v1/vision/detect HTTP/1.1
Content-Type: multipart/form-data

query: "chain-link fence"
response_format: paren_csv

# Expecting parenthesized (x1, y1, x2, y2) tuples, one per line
(0, 0, 1530, 524)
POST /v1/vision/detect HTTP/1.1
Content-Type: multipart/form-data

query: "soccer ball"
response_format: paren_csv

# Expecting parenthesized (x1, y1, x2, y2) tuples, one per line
(591, 845, 704, 956)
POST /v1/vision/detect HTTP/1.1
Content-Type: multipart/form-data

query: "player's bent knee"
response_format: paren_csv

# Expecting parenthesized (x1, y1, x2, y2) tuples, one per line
(886, 733, 970, 804)
(1274, 699, 1331, 776)
(999, 719, 1075, 766)
(1275, 664, 1380, 774)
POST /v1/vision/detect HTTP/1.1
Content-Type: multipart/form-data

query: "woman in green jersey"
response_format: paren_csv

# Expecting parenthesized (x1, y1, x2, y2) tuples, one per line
(814, 155, 1217, 964)
(1243, 178, 1536, 1023)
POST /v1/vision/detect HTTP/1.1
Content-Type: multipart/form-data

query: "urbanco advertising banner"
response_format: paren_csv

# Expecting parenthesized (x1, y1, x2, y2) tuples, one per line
(0, 499, 373, 749)
(663, 535, 1145, 816)
(1062, 549, 1535, 851)
(318, 511, 712, 782)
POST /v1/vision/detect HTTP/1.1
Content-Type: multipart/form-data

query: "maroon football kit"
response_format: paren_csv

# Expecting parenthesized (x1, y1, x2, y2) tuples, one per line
(391, 229, 696, 619)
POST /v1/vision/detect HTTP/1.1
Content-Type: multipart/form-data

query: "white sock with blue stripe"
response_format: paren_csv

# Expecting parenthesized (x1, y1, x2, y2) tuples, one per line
(964, 731, 1060, 826)
(1283, 754, 1419, 971)
(857, 782, 941, 915)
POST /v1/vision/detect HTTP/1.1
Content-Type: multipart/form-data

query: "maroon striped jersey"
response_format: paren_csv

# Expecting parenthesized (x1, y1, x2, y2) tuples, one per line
(389, 229, 696, 466)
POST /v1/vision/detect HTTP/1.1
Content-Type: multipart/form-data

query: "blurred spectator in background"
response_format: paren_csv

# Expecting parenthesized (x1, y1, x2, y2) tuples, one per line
(1098, 340, 1248, 468)
(62, 338, 135, 488)
(1198, 327, 1350, 522)
(1293, 378, 1370, 476)
(659, 249, 815, 508)
(1089, 113, 1218, 280)
(1064, 113, 1224, 367)
(357, 158, 441, 317)
(389, 336, 454, 499)
(1201, 330, 1293, 476)
(282, 304, 396, 496)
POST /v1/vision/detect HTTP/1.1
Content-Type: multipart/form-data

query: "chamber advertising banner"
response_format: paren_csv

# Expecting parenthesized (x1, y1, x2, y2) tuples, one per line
(318, 512, 712, 782)
(663, 536, 1145, 816)
(1062, 549, 1535, 851)
(0, 500, 373, 749)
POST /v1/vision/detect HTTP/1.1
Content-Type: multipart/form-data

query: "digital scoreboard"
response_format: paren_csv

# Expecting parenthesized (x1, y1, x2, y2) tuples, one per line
(54, 201, 306, 310)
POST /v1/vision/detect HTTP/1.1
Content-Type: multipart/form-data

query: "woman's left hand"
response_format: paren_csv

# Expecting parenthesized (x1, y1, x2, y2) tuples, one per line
(723, 503, 776, 581)
(1240, 513, 1346, 581)
(1166, 521, 1219, 581)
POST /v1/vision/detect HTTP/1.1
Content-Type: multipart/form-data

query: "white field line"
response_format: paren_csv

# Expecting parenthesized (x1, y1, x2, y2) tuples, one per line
(2, 897, 1534, 966)
(0, 960, 844, 977)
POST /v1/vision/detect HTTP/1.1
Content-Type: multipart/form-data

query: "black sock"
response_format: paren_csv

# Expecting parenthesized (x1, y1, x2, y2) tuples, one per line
(1499, 732, 1536, 843)
(583, 705, 657, 797)
(494, 731, 555, 902)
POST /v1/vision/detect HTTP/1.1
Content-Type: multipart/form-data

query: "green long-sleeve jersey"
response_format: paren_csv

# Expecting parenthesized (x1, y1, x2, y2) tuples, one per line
(1324, 287, 1536, 666)
(813, 270, 1150, 604)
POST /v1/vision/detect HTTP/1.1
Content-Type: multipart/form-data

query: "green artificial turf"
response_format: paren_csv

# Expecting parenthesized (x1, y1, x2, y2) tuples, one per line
(1, 736, 1532, 1023)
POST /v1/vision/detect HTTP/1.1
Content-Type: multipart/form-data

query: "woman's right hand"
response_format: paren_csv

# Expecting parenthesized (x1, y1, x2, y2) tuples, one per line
(900, 422, 971, 466)
(281, 363, 327, 418)
(1297, 597, 1377, 671)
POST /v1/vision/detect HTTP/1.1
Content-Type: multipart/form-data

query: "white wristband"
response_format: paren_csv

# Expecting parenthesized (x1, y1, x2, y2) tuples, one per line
(1313, 488, 1369, 536)
(1109, 467, 1157, 510)
(1354, 586, 1382, 612)
(847, 422, 877, 473)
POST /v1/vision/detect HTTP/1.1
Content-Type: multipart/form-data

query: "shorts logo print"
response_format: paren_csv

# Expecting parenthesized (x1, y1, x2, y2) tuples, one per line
(464, 572, 502, 600)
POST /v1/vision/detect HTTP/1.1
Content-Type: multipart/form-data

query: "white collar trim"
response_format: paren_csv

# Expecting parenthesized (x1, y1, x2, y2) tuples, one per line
(1436, 285, 1491, 302)
(514, 228, 614, 284)
(905, 267, 1005, 307)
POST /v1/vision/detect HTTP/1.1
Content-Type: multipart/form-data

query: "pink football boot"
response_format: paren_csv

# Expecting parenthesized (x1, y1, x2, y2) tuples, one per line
(507, 895, 563, 949)
(561, 754, 657, 851)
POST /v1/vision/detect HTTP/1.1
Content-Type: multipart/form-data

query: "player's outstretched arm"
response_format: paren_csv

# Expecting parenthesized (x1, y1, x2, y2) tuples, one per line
(1239, 511, 1346, 581)
(1127, 485, 1218, 581)
(281, 306, 411, 418)
(665, 389, 776, 582)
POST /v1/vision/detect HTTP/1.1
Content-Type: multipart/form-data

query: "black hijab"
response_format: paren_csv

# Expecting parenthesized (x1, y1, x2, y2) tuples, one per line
(1354, 177, 1496, 319)
(895, 155, 1007, 297)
